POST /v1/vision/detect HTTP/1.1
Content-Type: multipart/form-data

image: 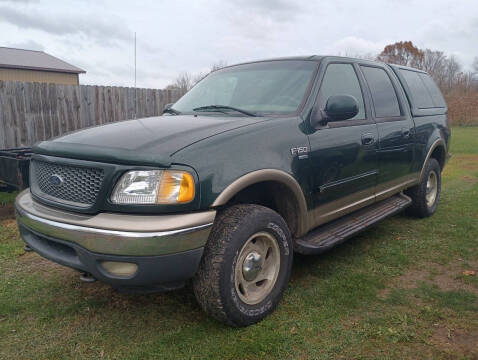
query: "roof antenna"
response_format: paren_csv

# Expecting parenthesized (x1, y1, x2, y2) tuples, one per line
(134, 31, 137, 119)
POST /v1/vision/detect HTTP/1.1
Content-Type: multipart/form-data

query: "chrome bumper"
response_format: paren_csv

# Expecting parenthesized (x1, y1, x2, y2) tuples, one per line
(15, 190, 215, 256)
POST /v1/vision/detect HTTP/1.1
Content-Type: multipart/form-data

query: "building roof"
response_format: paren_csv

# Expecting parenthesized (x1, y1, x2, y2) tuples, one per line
(0, 47, 85, 74)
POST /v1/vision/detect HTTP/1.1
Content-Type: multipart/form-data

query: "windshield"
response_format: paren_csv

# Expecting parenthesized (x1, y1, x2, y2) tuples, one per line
(172, 60, 317, 115)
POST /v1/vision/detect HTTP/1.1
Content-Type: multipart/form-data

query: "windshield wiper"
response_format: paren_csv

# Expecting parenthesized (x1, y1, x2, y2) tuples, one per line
(193, 105, 258, 117)
(163, 107, 181, 115)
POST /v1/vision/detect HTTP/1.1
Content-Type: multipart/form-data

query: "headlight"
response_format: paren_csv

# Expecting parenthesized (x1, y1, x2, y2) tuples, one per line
(111, 170, 195, 205)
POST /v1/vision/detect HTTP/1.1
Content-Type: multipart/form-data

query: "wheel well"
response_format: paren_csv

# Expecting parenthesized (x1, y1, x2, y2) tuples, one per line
(224, 181, 300, 236)
(430, 145, 446, 170)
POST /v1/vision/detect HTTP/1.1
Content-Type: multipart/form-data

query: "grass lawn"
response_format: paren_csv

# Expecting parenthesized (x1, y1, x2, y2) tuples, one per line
(1, 127, 477, 359)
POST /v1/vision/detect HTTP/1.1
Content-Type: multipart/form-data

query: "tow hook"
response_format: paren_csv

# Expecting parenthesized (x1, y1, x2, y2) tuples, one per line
(80, 272, 97, 283)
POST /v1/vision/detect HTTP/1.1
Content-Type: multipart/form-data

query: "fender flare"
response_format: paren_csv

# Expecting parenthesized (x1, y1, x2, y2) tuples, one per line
(212, 169, 309, 236)
(419, 138, 446, 182)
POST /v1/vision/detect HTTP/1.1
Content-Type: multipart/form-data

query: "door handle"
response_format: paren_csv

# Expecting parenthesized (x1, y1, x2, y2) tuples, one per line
(402, 128, 411, 139)
(361, 133, 375, 146)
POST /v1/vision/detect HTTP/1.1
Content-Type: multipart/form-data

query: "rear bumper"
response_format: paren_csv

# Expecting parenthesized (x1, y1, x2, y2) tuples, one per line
(15, 190, 215, 287)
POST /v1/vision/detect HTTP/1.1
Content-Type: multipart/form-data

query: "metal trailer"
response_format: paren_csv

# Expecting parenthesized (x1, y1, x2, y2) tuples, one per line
(0, 148, 32, 192)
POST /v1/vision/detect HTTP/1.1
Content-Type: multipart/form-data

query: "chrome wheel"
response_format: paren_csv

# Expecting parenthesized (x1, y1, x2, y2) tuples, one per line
(234, 231, 280, 305)
(426, 170, 438, 207)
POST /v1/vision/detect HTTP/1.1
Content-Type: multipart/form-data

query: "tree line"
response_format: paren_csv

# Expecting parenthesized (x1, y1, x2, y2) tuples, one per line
(166, 41, 478, 125)
(165, 60, 228, 94)
(377, 41, 478, 94)
(167, 41, 477, 96)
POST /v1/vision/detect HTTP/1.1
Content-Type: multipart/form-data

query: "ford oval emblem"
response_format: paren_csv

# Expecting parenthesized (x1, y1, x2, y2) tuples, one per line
(49, 174, 63, 186)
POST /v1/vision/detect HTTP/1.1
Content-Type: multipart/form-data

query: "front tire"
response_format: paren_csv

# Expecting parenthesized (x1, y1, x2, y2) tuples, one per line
(406, 158, 441, 218)
(193, 204, 293, 327)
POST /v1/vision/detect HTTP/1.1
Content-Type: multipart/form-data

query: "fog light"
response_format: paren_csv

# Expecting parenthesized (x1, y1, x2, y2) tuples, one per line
(101, 261, 138, 277)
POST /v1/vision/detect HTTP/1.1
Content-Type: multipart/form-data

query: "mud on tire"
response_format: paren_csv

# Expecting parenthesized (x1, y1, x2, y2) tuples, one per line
(406, 158, 441, 218)
(193, 204, 293, 327)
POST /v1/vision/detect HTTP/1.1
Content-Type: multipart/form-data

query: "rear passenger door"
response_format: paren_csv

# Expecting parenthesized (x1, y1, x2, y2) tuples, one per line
(307, 62, 379, 228)
(359, 65, 415, 201)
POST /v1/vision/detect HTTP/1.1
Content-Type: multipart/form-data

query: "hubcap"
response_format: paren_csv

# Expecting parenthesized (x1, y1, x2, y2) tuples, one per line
(234, 231, 280, 305)
(426, 170, 438, 207)
(242, 251, 262, 281)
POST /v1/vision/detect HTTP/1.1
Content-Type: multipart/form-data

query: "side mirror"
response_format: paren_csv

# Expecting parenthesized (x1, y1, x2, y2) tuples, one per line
(164, 103, 173, 110)
(310, 95, 359, 128)
(325, 95, 359, 122)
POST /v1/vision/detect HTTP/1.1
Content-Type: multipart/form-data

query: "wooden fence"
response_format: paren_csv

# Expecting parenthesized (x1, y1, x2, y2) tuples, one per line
(0, 80, 182, 149)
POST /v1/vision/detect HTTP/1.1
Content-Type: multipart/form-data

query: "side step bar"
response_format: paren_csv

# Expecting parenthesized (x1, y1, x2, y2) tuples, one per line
(294, 193, 412, 255)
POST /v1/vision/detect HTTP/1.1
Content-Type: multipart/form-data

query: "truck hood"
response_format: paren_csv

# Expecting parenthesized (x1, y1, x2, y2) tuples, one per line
(33, 115, 268, 167)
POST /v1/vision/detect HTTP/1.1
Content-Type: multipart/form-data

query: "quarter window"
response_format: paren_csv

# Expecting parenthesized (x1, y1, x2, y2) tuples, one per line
(361, 66, 401, 118)
(317, 64, 365, 120)
(400, 69, 446, 108)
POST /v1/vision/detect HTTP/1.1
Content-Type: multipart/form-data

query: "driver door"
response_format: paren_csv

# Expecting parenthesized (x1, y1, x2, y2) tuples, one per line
(307, 62, 379, 228)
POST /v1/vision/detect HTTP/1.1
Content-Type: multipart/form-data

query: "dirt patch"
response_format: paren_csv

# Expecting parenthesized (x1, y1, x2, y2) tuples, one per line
(378, 262, 478, 357)
(0, 204, 14, 220)
(431, 260, 478, 295)
(377, 288, 391, 299)
(394, 265, 432, 289)
(430, 327, 478, 357)
(0, 218, 18, 230)
(457, 155, 478, 171)
(463, 176, 478, 184)
(378, 260, 478, 302)
(17, 251, 71, 277)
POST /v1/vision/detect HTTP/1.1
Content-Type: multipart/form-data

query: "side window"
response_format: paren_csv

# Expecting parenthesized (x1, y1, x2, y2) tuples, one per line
(317, 63, 365, 120)
(399, 69, 434, 108)
(418, 73, 446, 108)
(361, 66, 401, 118)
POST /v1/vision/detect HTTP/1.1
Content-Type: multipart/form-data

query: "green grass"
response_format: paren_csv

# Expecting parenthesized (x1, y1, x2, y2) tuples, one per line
(0, 191, 17, 205)
(1, 128, 478, 359)
(450, 126, 478, 154)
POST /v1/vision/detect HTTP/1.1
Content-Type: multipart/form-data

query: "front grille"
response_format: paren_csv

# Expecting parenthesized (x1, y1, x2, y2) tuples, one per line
(31, 160, 104, 207)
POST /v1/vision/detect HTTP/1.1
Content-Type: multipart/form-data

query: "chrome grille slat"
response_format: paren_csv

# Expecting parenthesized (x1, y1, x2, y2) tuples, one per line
(31, 160, 104, 206)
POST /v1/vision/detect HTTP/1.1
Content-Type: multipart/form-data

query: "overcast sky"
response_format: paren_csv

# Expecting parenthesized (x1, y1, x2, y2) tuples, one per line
(1, 0, 477, 88)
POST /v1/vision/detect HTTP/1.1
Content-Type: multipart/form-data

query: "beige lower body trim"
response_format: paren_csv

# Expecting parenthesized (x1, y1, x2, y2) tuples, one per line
(308, 188, 375, 230)
(375, 175, 418, 201)
(211, 169, 309, 237)
(307, 174, 420, 232)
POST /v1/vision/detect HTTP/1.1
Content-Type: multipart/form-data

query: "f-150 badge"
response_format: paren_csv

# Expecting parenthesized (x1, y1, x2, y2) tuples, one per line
(290, 146, 309, 159)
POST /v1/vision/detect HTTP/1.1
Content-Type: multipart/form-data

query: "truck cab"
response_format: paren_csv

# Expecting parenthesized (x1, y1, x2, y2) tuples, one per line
(15, 56, 450, 327)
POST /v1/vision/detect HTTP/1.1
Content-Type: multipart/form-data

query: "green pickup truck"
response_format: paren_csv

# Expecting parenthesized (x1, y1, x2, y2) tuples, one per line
(15, 56, 450, 327)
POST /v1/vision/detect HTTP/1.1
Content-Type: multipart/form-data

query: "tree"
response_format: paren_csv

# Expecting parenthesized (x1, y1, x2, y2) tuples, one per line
(473, 57, 478, 89)
(444, 55, 461, 91)
(422, 50, 446, 76)
(166, 60, 228, 95)
(377, 41, 424, 68)
(210, 60, 228, 72)
(165, 72, 194, 95)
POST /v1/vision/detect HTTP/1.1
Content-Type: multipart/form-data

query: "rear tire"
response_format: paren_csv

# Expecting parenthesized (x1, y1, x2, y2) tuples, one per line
(193, 204, 293, 327)
(406, 158, 441, 218)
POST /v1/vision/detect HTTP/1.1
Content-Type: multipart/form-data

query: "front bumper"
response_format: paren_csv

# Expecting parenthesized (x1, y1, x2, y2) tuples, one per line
(15, 190, 215, 287)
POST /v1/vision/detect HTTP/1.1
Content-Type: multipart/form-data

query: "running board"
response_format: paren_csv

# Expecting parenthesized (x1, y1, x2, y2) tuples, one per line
(294, 194, 412, 255)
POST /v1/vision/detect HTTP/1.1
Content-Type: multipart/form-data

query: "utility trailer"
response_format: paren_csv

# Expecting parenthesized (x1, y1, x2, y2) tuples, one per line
(0, 148, 32, 192)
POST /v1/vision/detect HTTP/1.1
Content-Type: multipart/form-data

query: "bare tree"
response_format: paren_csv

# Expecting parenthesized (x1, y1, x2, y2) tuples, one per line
(444, 56, 462, 91)
(472, 57, 478, 90)
(210, 60, 228, 72)
(172, 72, 195, 94)
(473, 57, 478, 73)
(192, 61, 228, 86)
(192, 71, 208, 85)
(422, 49, 447, 87)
